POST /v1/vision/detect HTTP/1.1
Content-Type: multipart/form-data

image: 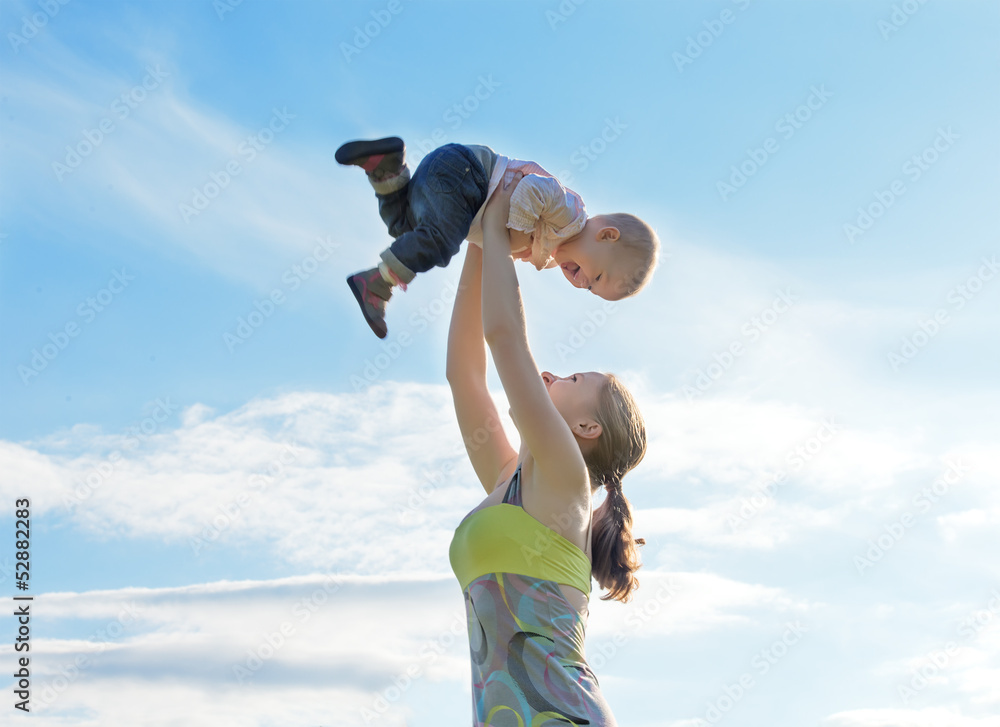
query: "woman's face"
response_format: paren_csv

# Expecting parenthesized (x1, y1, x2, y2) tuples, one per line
(540, 371, 608, 438)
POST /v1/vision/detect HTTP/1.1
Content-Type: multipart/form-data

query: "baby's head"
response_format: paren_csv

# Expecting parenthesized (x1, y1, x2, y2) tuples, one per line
(553, 214, 659, 301)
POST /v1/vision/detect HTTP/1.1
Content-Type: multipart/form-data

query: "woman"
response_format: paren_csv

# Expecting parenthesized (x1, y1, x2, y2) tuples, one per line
(446, 172, 648, 725)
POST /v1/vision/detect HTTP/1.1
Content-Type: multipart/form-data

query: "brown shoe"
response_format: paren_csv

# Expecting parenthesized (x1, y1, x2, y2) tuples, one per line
(346, 267, 392, 339)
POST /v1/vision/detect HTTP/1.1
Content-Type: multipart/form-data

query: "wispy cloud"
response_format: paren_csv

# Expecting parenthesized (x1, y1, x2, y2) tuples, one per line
(2, 34, 385, 296)
(15, 569, 807, 726)
(824, 708, 1000, 727)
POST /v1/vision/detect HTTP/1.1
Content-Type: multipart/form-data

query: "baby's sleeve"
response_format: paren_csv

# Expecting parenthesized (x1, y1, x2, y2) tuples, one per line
(507, 174, 583, 235)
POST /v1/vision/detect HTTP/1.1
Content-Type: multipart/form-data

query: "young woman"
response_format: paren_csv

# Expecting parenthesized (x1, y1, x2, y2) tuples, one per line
(447, 172, 649, 724)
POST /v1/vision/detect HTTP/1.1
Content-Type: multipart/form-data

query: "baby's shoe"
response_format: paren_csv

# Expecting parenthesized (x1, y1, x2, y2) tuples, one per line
(346, 267, 392, 339)
(335, 137, 405, 182)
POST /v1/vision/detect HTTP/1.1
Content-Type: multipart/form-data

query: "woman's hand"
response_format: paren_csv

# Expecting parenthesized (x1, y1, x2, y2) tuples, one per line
(482, 171, 523, 235)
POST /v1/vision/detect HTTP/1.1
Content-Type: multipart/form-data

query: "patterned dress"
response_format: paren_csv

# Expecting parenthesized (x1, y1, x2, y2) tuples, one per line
(449, 465, 617, 725)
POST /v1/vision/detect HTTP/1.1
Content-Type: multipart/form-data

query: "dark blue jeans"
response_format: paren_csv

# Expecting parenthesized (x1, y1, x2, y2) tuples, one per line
(377, 143, 489, 278)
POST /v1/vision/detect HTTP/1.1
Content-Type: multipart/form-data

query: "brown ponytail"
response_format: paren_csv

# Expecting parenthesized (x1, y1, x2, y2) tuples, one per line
(585, 375, 647, 603)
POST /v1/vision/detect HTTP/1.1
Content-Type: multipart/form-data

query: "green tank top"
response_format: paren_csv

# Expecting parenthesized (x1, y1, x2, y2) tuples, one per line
(449, 464, 592, 596)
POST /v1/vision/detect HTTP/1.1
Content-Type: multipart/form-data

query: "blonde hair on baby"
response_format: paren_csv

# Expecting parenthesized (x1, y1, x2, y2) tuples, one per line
(601, 213, 659, 299)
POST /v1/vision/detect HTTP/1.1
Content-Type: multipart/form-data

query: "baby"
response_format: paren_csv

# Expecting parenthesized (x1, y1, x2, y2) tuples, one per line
(338, 136, 659, 338)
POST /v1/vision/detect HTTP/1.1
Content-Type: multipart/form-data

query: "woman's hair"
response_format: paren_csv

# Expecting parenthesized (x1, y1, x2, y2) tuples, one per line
(585, 374, 648, 603)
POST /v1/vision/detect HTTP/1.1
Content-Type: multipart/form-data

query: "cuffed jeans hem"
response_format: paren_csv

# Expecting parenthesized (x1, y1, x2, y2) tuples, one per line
(370, 166, 411, 195)
(379, 248, 416, 284)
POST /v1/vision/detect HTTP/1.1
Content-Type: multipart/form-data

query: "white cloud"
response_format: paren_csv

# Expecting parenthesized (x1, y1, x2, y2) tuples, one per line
(587, 570, 807, 640)
(18, 569, 805, 727)
(823, 708, 1000, 727)
(3, 368, 995, 575)
(25, 574, 466, 725)
(5, 384, 494, 577)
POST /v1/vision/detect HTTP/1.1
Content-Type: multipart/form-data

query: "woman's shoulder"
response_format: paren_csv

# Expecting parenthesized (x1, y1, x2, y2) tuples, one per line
(519, 458, 592, 527)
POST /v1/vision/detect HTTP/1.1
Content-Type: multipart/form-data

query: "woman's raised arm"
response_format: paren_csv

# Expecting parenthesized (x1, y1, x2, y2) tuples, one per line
(480, 175, 588, 494)
(446, 243, 518, 493)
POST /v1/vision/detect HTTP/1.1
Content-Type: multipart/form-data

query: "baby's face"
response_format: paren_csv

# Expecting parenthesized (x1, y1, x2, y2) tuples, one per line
(555, 218, 632, 301)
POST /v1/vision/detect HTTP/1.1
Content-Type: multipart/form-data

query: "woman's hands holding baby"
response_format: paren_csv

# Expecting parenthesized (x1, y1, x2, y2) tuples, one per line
(483, 171, 522, 226)
(482, 172, 527, 256)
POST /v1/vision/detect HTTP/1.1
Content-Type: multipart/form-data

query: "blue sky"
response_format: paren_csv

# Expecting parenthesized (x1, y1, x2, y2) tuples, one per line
(1, 0, 999, 725)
